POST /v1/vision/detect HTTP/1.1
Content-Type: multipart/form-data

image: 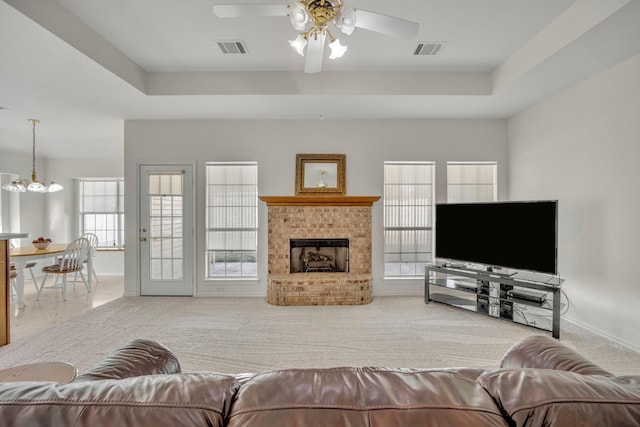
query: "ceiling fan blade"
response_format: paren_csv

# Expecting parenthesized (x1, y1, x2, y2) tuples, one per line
(353, 9, 419, 39)
(213, 4, 289, 18)
(304, 32, 326, 74)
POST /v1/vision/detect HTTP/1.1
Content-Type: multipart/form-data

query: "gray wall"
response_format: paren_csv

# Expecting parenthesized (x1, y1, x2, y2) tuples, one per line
(124, 119, 509, 298)
(508, 54, 640, 351)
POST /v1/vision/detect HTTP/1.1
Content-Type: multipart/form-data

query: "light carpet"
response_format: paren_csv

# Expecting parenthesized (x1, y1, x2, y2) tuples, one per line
(1, 296, 638, 375)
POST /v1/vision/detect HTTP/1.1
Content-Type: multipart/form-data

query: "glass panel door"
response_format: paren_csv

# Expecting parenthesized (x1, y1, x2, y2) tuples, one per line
(139, 165, 194, 296)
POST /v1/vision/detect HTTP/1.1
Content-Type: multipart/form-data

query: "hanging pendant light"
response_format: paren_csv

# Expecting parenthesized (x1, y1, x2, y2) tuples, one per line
(2, 119, 63, 193)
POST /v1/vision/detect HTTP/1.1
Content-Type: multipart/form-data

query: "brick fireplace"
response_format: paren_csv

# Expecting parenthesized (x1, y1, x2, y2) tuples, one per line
(260, 196, 380, 306)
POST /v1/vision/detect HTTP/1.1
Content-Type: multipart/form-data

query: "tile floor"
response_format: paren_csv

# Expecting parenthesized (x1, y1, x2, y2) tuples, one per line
(9, 275, 124, 342)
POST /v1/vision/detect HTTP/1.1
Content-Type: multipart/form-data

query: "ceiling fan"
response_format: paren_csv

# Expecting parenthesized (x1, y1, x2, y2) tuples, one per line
(212, 0, 420, 73)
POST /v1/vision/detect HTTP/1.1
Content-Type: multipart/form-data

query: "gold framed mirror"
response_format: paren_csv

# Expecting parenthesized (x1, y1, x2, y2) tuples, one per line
(295, 154, 346, 196)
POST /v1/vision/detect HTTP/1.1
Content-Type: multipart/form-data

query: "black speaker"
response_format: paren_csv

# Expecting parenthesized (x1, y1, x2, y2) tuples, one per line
(500, 301, 513, 320)
(477, 295, 490, 314)
(499, 283, 514, 319)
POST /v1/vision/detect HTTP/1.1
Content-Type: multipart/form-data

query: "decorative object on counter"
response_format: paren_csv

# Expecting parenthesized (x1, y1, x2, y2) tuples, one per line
(32, 237, 52, 250)
(1, 119, 63, 193)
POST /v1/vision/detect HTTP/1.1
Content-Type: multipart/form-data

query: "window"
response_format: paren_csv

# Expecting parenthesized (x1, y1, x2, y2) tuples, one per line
(0, 173, 20, 235)
(447, 162, 497, 203)
(79, 179, 124, 248)
(384, 162, 435, 277)
(206, 162, 258, 278)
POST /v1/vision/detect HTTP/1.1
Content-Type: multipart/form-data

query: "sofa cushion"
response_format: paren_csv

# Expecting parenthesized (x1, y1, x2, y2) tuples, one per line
(0, 373, 239, 427)
(499, 335, 613, 376)
(227, 367, 507, 427)
(479, 369, 640, 427)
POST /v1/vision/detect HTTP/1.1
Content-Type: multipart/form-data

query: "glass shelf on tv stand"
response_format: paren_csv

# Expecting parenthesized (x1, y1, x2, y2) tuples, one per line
(424, 263, 564, 339)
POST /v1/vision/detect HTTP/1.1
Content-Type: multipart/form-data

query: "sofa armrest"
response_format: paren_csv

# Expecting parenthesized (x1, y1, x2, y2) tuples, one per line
(479, 369, 640, 427)
(73, 338, 181, 382)
(499, 335, 613, 376)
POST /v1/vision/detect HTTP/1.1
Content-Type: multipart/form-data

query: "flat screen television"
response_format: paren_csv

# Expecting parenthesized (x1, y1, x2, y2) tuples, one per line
(435, 200, 558, 275)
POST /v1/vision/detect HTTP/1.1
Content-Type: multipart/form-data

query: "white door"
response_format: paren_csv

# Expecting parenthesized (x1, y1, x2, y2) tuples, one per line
(139, 165, 194, 296)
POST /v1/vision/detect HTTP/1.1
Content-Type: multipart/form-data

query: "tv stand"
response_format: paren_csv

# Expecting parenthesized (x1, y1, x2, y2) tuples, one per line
(425, 263, 564, 338)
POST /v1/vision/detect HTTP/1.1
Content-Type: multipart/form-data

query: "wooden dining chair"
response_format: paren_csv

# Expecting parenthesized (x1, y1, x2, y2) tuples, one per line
(10, 241, 39, 287)
(37, 237, 92, 301)
(9, 269, 18, 301)
(53, 233, 99, 288)
(81, 232, 99, 284)
(9, 263, 39, 301)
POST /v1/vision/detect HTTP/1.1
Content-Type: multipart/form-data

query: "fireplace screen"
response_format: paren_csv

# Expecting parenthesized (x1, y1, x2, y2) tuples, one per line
(290, 239, 349, 273)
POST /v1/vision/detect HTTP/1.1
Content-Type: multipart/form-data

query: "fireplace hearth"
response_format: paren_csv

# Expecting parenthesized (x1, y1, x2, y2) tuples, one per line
(260, 196, 380, 306)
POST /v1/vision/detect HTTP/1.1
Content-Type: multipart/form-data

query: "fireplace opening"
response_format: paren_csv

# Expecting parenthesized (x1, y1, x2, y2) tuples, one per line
(290, 238, 349, 273)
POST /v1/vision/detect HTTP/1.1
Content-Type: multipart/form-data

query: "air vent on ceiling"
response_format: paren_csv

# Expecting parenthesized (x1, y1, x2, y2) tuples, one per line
(414, 41, 446, 56)
(217, 41, 248, 54)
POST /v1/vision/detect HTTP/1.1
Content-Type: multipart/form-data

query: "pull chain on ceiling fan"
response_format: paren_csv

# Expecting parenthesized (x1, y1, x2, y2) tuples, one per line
(213, 1, 419, 73)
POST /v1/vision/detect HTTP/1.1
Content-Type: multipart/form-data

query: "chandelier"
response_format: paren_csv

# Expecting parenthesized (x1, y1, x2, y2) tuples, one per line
(288, 0, 351, 60)
(2, 119, 63, 193)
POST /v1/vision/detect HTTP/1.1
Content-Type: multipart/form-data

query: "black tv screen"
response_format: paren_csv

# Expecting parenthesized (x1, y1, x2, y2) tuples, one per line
(435, 201, 558, 275)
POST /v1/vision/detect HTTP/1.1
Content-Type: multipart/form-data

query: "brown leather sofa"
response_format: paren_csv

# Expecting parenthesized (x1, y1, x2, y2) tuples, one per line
(1, 335, 639, 426)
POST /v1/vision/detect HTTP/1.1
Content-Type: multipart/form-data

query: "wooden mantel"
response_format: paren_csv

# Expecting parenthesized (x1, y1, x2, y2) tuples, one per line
(259, 196, 380, 207)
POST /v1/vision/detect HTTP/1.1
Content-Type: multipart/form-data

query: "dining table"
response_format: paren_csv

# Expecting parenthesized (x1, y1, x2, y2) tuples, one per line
(10, 243, 93, 309)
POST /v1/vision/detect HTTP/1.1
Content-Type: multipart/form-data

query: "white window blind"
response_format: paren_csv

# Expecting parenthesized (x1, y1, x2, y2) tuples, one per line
(79, 179, 124, 248)
(447, 162, 497, 203)
(384, 162, 434, 277)
(206, 162, 258, 278)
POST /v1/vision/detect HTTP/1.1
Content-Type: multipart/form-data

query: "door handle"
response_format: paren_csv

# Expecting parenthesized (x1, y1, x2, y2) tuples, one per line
(139, 237, 147, 242)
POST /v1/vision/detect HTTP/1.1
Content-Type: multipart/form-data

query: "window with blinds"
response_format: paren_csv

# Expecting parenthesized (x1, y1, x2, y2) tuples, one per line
(383, 162, 435, 277)
(447, 162, 497, 203)
(79, 179, 124, 248)
(206, 162, 258, 278)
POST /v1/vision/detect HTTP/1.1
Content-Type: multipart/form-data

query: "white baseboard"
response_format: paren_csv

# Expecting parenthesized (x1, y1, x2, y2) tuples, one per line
(196, 291, 263, 297)
(373, 290, 423, 297)
(564, 315, 640, 353)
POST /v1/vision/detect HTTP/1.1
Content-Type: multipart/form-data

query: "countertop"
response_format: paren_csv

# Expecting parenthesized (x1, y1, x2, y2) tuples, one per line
(0, 233, 29, 240)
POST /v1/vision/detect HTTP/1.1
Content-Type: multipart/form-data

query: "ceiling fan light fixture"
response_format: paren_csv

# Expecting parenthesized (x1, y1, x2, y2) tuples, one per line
(212, 1, 419, 72)
(328, 37, 347, 59)
(305, 0, 342, 29)
(289, 33, 307, 56)
(335, 7, 356, 35)
(288, 2, 308, 31)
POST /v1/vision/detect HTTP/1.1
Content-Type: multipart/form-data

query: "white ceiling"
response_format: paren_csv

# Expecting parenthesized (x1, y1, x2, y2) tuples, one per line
(1, 0, 639, 159)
